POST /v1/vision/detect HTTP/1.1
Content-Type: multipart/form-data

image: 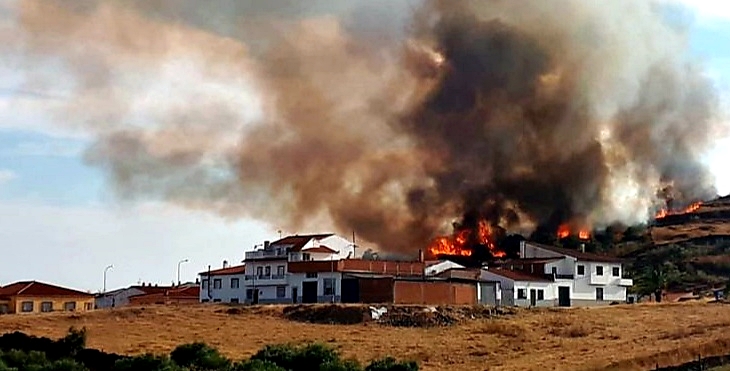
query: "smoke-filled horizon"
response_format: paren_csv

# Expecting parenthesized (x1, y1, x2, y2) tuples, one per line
(5, 0, 722, 254)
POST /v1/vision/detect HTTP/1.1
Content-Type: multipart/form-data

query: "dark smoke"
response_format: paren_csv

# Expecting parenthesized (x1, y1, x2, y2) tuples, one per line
(6, 0, 721, 255)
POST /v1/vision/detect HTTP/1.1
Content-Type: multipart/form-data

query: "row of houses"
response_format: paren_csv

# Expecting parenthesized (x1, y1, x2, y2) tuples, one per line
(0, 233, 633, 314)
(198, 233, 633, 307)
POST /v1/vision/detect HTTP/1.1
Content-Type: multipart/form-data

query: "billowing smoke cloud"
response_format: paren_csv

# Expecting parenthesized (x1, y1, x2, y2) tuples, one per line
(5, 0, 720, 253)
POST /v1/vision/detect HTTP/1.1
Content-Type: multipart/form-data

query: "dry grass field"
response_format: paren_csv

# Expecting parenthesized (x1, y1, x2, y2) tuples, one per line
(1, 302, 730, 371)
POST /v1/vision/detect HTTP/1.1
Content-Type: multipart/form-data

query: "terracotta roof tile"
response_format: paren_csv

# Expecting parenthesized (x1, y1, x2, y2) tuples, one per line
(199, 264, 246, 276)
(302, 245, 338, 254)
(484, 269, 551, 282)
(270, 234, 334, 252)
(0, 281, 93, 298)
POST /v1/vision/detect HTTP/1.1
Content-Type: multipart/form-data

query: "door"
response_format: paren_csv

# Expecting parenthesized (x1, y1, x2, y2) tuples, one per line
(529, 289, 537, 307)
(252, 289, 259, 305)
(292, 287, 298, 304)
(479, 283, 498, 306)
(558, 286, 571, 307)
(596, 287, 604, 301)
(302, 281, 318, 303)
(341, 279, 359, 303)
(502, 288, 515, 307)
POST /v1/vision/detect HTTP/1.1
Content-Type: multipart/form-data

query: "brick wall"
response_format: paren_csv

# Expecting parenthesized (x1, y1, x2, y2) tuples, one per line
(393, 281, 476, 305)
(358, 278, 394, 303)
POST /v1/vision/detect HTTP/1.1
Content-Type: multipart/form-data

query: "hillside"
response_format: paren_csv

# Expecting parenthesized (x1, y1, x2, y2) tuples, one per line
(1, 303, 730, 371)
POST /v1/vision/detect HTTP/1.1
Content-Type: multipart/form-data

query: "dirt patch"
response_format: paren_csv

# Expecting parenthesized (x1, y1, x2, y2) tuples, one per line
(283, 305, 371, 325)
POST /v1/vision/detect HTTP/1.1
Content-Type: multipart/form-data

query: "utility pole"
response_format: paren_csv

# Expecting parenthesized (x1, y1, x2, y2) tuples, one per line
(103, 265, 113, 294)
(352, 230, 357, 258)
(177, 259, 189, 286)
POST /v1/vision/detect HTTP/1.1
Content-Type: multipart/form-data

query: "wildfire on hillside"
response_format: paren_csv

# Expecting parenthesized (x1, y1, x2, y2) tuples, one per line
(655, 201, 702, 219)
(557, 222, 591, 240)
(427, 219, 506, 259)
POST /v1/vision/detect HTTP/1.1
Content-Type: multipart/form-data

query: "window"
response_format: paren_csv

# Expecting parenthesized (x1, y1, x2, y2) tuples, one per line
(596, 266, 604, 276)
(612, 267, 620, 277)
(64, 302, 76, 311)
(577, 265, 585, 275)
(0, 304, 8, 314)
(517, 289, 526, 299)
(264, 266, 271, 276)
(537, 290, 544, 301)
(277, 266, 285, 276)
(257, 266, 263, 276)
(323, 278, 336, 296)
(213, 299, 222, 303)
(551, 267, 557, 276)
(246, 289, 253, 300)
(213, 279, 222, 289)
(276, 286, 286, 298)
(303, 253, 311, 261)
(305, 272, 318, 279)
(202, 279, 209, 289)
(84, 303, 93, 311)
(230, 298, 239, 304)
(231, 278, 240, 289)
(596, 287, 604, 301)
(41, 302, 53, 313)
(21, 301, 34, 312)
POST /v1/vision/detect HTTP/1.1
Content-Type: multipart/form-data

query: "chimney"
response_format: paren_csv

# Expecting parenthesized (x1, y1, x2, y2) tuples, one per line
(519, 240, 526, 258)
(223, 260, 229, 269)
(418, 249, 424, 263)
(264, 240, 270, 250)
(580, 244, 585, 253)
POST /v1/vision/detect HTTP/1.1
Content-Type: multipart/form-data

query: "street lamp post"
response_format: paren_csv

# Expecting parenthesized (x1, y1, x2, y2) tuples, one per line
(103, 265, 113, 294)
(177, 259, 189, 286)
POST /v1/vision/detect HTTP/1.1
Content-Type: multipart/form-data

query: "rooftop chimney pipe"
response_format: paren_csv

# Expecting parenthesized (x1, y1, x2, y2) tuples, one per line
(418, 249, 424, 263)
(264, 240, 270, 249)
(223, 260, 228, 269)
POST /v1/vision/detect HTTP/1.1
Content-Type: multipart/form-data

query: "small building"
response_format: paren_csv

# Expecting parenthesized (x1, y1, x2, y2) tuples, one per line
(199, 264, 246, 304)
(0, 281, 94, 314)
(128, 285, 200, 306)
(480, 268, 556, 307)
(95, 284, 175, 309)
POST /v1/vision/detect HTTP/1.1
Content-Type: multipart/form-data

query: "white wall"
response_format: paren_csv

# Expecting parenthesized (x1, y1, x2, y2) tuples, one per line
(480, 270, 514, 290)
(425, 261, 465, 276)
(199, 273, 246, 303)
(288, 272, 343, 301)
(95, 287, 145, 308)
(572, 261, 626, 301)
(520, 242, 564, 259)
(512, 281, 556, 300)
(544, 257, 576, 276)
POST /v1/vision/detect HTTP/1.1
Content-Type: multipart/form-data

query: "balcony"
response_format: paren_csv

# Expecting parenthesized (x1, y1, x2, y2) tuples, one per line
(244, 250, 288, 261)
(619, 278, 633, 287)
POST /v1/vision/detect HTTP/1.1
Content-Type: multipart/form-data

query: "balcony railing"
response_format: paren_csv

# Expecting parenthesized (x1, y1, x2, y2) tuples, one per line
(244, 250, 288, 260)
(243, 274, 287, 281)
(619, 278, 633, 287)
(271, 274, 286, 280)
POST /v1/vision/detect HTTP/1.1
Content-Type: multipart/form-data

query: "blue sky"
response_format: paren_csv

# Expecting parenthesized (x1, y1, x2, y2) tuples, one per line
(1, 1, 730, 292)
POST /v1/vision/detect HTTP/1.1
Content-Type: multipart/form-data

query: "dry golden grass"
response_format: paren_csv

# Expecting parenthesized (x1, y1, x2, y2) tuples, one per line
(1, 302, 730, 371)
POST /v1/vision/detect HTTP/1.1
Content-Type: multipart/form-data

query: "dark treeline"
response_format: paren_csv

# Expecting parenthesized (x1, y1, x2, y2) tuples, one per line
(0, 328, 417, 371)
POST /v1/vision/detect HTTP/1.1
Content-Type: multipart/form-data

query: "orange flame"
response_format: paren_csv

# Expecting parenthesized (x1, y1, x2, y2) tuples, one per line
(655, 201, 702, 219)
(427, 219, 505, 258)
(578, 230, 590, 240)
(557, 224, 570, 239)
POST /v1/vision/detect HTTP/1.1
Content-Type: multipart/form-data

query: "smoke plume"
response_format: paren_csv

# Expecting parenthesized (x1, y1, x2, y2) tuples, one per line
(5, 0, 721, 253)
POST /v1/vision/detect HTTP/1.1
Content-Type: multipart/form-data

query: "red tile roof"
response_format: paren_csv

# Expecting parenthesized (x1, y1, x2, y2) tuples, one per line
(527, 242, 624, 263)
(198, 265, 246, 276)
(484, 269, 550, 282)
(0, 281, 93, 298)
(302, 245, 338, 254)
(270, 234, 334, 252)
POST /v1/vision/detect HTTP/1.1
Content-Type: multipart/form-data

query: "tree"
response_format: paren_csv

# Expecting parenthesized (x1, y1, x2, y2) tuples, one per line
(636, 263, 680, 302)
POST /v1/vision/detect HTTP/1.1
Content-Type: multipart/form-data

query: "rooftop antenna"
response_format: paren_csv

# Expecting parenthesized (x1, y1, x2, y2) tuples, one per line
(352, 230, 358, 258)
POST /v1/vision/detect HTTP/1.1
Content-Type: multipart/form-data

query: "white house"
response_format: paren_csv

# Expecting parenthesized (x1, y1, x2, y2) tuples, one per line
(483, 241, 633, 307)
(241, 233, 355, 304)
(95, 284, 175, 309)
(481, 267, 558, 307)
(198, 263, 246, 303)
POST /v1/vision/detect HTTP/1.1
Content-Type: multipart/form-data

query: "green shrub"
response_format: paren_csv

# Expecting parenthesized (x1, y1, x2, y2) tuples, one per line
(113, 354, 180, 371)
(169, 342, 230, 370)
(251, 343, 343, 371)
(365, 357, 418, 371)
(231, 359, 286, 371)
(39, 359, 88, 371)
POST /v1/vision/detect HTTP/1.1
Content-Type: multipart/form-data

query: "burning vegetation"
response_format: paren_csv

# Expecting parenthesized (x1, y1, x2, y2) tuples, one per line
(655, 202, 703, 220)
(427, 219, 507, 259)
